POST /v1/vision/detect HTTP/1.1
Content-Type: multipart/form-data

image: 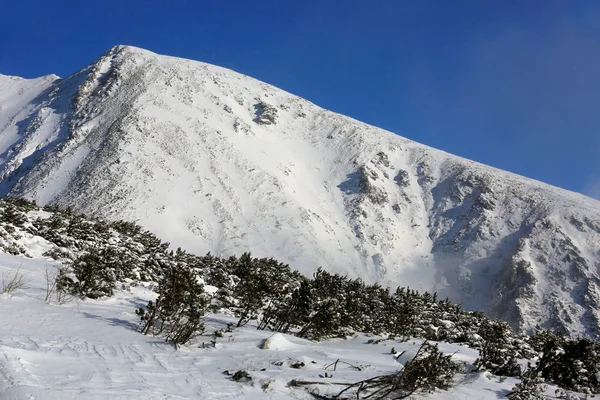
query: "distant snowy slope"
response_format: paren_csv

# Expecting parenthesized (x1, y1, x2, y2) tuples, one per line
(0, 73, 61, 190)
(1, 45, 599, 336)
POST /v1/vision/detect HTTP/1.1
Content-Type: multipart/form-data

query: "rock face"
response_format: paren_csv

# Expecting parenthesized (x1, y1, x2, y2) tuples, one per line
(1, 45, 600, 336)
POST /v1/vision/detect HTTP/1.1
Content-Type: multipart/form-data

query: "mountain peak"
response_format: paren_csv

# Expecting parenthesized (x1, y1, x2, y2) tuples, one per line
(103, 44, 157, 58)
(1, 47, 600, 337)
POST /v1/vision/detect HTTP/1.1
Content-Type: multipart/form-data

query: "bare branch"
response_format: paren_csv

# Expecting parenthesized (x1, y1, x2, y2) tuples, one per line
(1, 267, 32, 294)
(44, 265, 58, 302)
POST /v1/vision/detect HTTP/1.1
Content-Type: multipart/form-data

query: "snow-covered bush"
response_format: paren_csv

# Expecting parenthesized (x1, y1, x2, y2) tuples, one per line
(137, 264, 208, 346)
(474, 319, 522, 377)
(507, 365, 546, 400)
(57, 249, 118, 299)
(228, 253, 298, 327)
(0, 203, 28, 226)
(528, 330, 600, 394)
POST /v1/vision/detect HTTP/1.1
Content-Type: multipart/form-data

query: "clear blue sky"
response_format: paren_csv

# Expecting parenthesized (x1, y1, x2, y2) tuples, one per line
(2, 1, 599, 198)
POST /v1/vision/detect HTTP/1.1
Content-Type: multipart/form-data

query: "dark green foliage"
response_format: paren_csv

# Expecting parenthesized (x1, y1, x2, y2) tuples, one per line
(296, 268, 349, 339)
(232, 369, 252, 382)
(212, 252, 302, 328)
(398, 342, 458, 394)
(528, 330, 600, 394)
(230, 253, 280, 326)
(337, 342, 458, 399)
(388, 286, 421, 337)
(508, 365, 546, 400)
(474, 319, 522, 377)
(3, 197, 37, 212)
(266, 278, 312, 334)
(137, 264, 208, 346)
(54, 266, 72, 299)
(110, 220, 143, 237)
(58, 248, 118, 298)
(262, 267, 495, 345)
(0, 204, 28, 226)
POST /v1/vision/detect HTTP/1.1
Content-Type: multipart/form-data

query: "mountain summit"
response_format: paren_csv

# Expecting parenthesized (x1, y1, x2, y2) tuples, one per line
(1, 45, 599, 336)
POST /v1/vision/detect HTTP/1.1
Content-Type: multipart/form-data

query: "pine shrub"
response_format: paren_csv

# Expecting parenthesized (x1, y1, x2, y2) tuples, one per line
(137, 264, 208, 346)
(474, 320, 522, 377)
(508, 366, 546, 400)
(58, 248, 117, 298)
(529, 330, 600, 394)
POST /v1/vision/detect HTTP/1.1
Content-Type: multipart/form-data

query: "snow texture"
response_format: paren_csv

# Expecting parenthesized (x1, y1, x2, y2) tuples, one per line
(1, 46, 600, 336)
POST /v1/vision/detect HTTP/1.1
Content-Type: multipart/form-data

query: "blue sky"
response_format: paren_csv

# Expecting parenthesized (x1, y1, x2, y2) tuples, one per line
(2, 1, 599, 198)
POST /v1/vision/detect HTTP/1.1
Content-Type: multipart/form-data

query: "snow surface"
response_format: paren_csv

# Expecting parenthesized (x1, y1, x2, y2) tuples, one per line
(1, 46, 600, 336)
(0, 252, 570, 399)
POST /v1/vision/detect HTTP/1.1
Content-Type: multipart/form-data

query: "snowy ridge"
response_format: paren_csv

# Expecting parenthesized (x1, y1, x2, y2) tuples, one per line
(1, 45, 600, 336)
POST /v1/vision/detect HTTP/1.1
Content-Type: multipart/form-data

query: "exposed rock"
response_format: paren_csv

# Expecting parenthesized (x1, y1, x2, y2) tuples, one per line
(394, 170, 410, 187)
(358, 166, 388, 205)
(253, 101, 278, 125)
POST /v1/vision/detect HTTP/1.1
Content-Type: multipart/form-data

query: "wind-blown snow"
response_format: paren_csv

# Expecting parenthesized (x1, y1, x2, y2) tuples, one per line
(1, 45, 600, 336)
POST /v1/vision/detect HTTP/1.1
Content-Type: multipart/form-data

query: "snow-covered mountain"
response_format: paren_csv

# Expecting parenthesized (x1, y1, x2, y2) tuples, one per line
(1, 45, 599, 337)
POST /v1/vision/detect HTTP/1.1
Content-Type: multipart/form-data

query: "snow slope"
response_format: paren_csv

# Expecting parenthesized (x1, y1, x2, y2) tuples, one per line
(0, 46, 600, 336)
(0, 252, 564, 400)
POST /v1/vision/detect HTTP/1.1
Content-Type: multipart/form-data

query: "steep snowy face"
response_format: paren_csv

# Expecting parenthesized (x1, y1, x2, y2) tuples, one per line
(0, 73, 62, 191)
(1, 45, 600, 336)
